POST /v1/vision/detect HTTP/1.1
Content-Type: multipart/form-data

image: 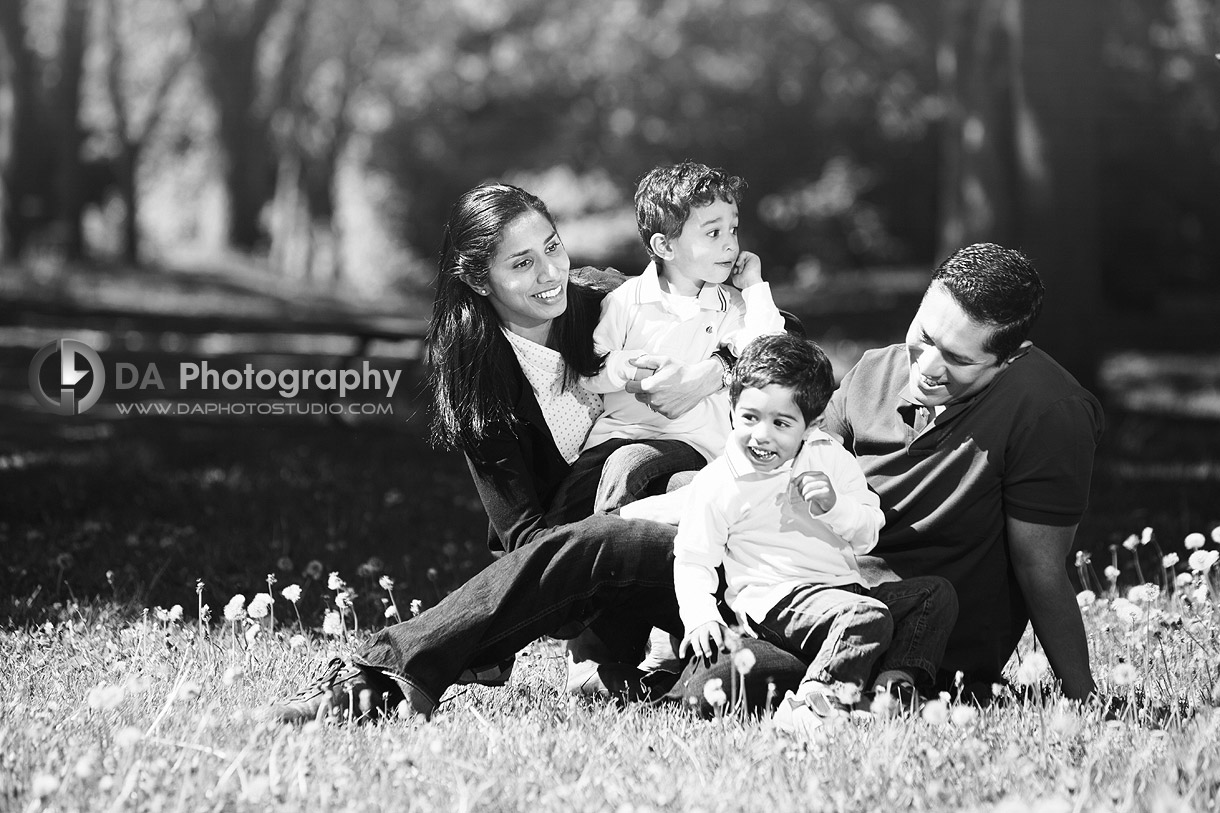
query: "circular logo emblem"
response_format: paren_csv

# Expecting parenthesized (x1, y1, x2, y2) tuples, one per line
(29, 339, 106, 415)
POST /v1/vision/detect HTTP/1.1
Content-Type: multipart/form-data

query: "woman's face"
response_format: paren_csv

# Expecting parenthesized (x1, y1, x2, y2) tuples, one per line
(479, 210, 570, 343)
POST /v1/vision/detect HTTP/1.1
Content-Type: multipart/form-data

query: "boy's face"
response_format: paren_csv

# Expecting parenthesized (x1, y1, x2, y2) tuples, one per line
(655, 197, 739, 296)
(730, 384, 811, 473)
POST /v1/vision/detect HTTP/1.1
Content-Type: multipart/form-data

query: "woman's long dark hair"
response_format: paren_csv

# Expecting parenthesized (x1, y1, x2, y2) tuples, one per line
(426, 183, 602, 456)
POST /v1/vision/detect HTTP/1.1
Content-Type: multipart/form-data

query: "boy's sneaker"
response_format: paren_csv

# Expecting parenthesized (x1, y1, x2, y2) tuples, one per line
(771, 689, 855, 738)
(638, 628, 685, 674)
(268, 658, 404, 724)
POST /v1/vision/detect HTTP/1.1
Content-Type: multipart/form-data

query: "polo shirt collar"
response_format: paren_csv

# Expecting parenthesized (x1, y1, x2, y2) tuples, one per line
(722, 428, 835, 482)
(634, 261, 728, 312)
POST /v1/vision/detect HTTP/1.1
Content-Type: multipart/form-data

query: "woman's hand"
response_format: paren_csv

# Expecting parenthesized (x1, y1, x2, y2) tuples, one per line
(625, 355, 723, 418)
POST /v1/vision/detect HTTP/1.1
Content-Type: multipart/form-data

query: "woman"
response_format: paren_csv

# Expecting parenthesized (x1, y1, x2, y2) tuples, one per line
(270, 183, 780, 721)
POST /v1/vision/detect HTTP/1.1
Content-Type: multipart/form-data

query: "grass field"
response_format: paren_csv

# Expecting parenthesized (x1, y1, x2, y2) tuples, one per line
(4, 263, 1220, 811)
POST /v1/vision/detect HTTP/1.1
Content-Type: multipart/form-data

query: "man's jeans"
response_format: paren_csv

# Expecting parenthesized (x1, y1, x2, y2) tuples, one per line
(355, 514, 683, 714)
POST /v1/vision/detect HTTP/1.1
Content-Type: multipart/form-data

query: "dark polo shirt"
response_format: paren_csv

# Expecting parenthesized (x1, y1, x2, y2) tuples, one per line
(823, 344, 1104, 691)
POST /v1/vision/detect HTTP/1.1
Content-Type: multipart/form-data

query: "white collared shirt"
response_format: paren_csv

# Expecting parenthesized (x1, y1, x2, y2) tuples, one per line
(671, 429, 884, 632)
(580, 261, 785, 460)
(502, 328, 604, 464)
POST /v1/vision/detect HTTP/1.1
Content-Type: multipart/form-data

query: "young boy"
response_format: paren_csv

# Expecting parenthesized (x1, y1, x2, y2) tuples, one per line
(673, 334, 957, 732)
(548, 162, 786, 522)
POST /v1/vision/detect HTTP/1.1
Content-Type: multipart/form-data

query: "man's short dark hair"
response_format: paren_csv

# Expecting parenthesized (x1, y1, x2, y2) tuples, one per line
(634, 162, 746, 266)
(730, 334, 835, 425)
(930, 243, 1044, 361)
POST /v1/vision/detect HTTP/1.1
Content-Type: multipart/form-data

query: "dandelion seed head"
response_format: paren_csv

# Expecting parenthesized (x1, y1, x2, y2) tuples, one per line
(1076, 590, 1096, 607)
(732, 648, 756, 676)
(168, 605, 183, 622)
(247, 594, 273, 619)
(328, 572, 345, 591)
(1162, 553, 1180, 568)
(1112, 598, 1143, 625)
(1140, 527, 1154, 545)
(87, 682, 126, 711)
(115, 726, 142, 749)
(30, 773, 58, 798)
(1175, 572, 1194, 588)
(277, 556, 294, 571)
(702, 678, 727, 707)
(870, 691, 897, 718)
(1126, 584, 1159, 604)
(304, 560, 324, 580)
(1110, 662, 1138, 687)
(1211, 526, 1220, 544)
(281, 584, 302, 603)
(289, 634, 307, 649)
(921, 699, 950, 724)
(1014, 651, 1050, 686)
(385, 605, 398, 619)
(1122, 534, 1139, 551)
(950, 704, 977, 727)
(1104, 565, 1120, 582)
(322, 610, 344, 637)
(154, 607, 170, 623)
(410, 599, 423, 616)
(379, 575, 394, 591)
(1188, 550, 1219, 574)
(1185, 533, 1206, 550)
(223, 595, 246, 622)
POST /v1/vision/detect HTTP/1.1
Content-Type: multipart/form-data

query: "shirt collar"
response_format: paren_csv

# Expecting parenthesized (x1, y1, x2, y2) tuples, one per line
(635, 261, 728, 312)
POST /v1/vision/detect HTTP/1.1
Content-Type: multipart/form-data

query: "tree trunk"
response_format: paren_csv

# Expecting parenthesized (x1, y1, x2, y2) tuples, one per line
(119, 142, 140, 265)
(0, 0, 42, 260)
(55, 0, 89, 261)
(937, 0, 1102, 385)
(1013, 0, 1102, 386)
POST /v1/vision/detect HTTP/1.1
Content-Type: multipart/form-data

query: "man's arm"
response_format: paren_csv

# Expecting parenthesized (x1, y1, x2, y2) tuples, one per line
(625, 354, 723, 419)
(1006, 517, 1096, 700)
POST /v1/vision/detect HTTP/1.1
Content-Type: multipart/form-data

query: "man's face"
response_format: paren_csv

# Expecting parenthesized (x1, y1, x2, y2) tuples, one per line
(904, 283, 1015, 407)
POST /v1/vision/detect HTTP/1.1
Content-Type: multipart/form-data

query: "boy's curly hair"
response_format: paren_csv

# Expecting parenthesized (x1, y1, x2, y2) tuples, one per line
(634, 162, 746, 266)
(730, 334, 835, 425)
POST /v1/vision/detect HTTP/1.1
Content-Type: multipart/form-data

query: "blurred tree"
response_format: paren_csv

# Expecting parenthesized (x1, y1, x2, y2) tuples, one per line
(98, 0, 191, 265)
(934, 0, 1103, 382)
(177, 0, 298, 252)
(54, 0, 88, 261)
(268, 0, 393, 284)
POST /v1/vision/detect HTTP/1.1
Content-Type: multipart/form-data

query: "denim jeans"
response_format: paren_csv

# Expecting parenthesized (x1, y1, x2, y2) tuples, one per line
(665, 575, 957, 716)
(546, 438, 706, 525)
(354, 513, 682, 714)
(751, 583, 892, 690)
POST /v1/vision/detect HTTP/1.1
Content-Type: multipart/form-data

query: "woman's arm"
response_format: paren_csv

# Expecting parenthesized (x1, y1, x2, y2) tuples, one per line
(465, 425, 562, 554)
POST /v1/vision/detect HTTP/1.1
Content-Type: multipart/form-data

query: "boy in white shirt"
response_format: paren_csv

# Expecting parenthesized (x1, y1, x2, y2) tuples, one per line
(675, 333, 957, 732)
(547, 162, 785, 523)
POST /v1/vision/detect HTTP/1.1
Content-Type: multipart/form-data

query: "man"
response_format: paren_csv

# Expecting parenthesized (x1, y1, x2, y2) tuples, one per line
(821, 242, 1102, 701)
(652, 241, 1101, 710)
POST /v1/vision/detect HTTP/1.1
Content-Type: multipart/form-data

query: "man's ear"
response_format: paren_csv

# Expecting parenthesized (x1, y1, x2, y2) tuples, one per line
(649, 233, 673, 261)
(1004, 340, 1033, 365)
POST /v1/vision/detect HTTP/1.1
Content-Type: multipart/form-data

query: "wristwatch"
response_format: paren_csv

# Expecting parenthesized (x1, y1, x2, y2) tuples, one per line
(712, 348, 735, 391)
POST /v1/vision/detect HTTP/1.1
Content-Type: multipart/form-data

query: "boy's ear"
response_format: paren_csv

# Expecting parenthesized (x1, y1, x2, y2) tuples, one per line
(649, 233, 674, 261)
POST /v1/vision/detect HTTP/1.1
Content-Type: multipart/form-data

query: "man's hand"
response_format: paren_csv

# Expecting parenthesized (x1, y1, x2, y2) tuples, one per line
(625, 355, 722, 419)
(679, 621, 728, 662)
(730, 250, 764, 289)
(794, 470, 837, 514)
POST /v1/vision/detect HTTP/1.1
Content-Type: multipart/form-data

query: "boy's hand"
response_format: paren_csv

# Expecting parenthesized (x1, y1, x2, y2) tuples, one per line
(679, 621, 728, 662)
(794, 470, 837, 514)
(730, 251, 763, 289)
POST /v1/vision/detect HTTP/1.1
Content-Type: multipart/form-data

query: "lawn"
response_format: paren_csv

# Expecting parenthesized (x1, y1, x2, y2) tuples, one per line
(3, 264, 1220, 811)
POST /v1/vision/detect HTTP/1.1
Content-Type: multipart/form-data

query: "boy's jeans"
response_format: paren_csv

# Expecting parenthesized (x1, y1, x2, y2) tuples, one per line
(751, 577, 957, 693)
(354, 514, 683, 714)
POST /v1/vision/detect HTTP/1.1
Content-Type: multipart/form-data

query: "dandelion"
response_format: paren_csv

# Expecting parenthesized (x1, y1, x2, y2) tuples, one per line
(1122, 534, 1139, 551)
(1176, 572, 1194, 588)
(115, 726, 142, 749)
(870, 690, 897, 718)
(1188, 550, 1219, 574)
(73, 753, 97, 779)
(336, 588, 354, 610)
(380, 576, 401, 623)
(1141, 526, 1154, 545)
(30, 773, 59, 798)
(1104, 565, 1120, 586)
(950, 704, 978, 727)
(222, 666, 244, 686)
(410, 598, 423, 616)
(1112, 598, 1143, 626)
(1126, 584, 1159, 604)
(223, 594, 245, 622)
(168, 605, 182, 623)
(1076, 590, 1096, 607)
(732, 648, 756, 676)
(703, 678, 727, 708)
(385, 605, 398, 620)
(1074, 551, 1090, 567)
(379, 575, 394, 591)
(1185, 533, 1206, 550)
(1211, 526, 1220, 544)
(921, 698, 950, 725)
(277, 556, 294, 571)
(196, 579, 207, 638)
(289, 634, 307, 649)
(87, 682, 126, 711)
(328, 572, 345, 591)
(247, 593, 273, 620)
(1014, 651, 1050, 686)
(304, 560, 324, 580)
(282, 584, 302, 603)
(154, 607, 170, 623)
(1110, 662, 1138, 687)
(322, 610, 344, 637)
(1163, 553, 1180, 568)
